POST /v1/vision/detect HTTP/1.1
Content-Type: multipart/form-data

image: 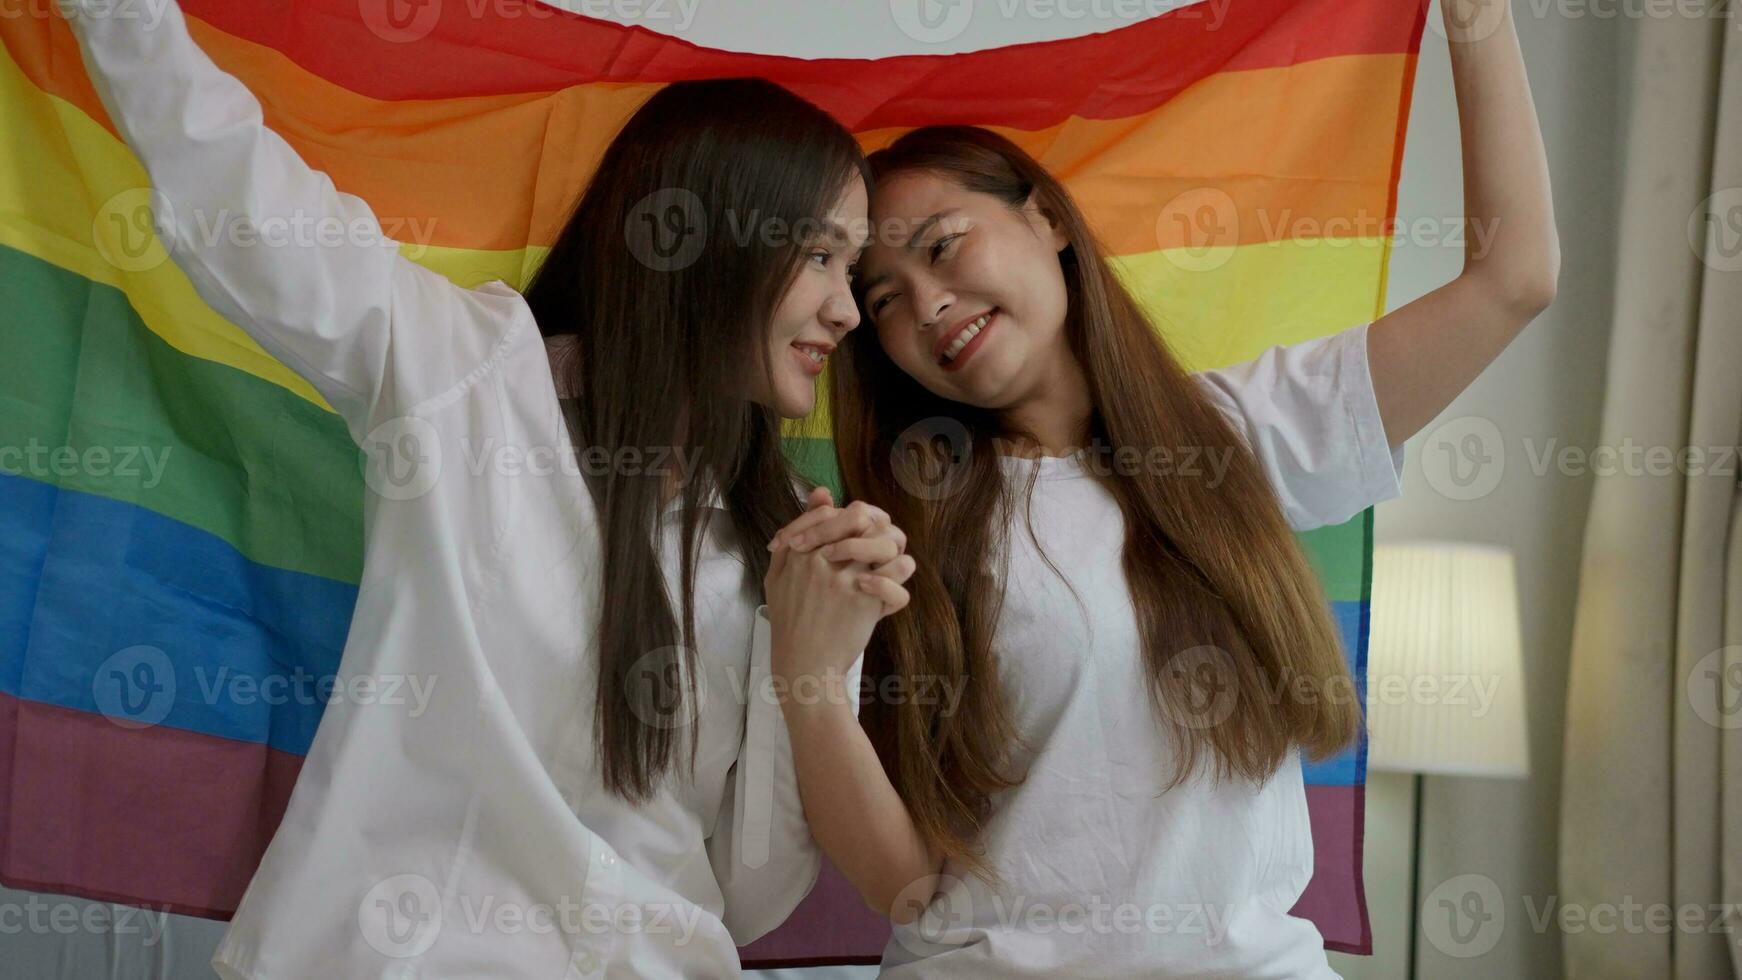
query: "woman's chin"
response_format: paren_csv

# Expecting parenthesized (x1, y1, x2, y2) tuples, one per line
(774, 384, 817, 420)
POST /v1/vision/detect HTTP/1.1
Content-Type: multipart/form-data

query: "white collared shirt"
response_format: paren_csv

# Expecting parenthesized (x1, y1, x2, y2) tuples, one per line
(60, 3, 834, 977)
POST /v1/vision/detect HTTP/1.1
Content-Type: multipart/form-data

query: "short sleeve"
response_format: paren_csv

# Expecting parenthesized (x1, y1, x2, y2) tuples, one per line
(1191, 321, 1405, 531)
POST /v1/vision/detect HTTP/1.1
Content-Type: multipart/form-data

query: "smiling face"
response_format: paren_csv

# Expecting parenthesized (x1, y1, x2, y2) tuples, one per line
(747, 175, 871, 418)
(856, 171, 1072, 411)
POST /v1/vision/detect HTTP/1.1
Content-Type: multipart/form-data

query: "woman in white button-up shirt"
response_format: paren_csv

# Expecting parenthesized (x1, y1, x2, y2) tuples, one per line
(776, 2, 1559, 975)
(57, 2, 916, 977)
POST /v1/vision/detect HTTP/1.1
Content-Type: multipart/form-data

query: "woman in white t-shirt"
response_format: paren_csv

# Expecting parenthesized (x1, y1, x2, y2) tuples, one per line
(769, 2, 1558, 975)
(58, 2, 913, 976)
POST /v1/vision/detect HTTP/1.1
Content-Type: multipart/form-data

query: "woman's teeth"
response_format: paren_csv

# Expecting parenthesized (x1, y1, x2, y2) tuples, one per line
(941, 312, 992, 364)
(794, 344, 827, 364)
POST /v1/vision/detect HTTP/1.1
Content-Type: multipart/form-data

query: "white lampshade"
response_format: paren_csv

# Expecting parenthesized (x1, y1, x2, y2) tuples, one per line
(1365, 542, 1530, 778)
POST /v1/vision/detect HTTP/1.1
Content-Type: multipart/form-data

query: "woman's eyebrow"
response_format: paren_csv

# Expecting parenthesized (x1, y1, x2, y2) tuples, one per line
(857, 209, 959, 293)
(900, 211, 952, 249)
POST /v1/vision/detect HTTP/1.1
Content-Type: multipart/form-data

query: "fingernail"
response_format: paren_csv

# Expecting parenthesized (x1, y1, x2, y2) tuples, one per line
(819, 545, 835, 560)
(767, 537, 782, 552)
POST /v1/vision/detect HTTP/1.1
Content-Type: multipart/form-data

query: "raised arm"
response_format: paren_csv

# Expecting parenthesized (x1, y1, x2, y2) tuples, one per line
(58, 0, 523, 445)
(1365, 0, 1561, 445)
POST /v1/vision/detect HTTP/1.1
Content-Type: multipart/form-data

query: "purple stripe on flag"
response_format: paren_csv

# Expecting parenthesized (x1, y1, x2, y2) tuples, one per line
(1298, 783, 1371, 953)
(0, 692, 302, 918)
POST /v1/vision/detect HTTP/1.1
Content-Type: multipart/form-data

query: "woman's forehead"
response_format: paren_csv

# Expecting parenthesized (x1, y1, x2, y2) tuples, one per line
(868, 170, 953, 216)
(870, 177, 1009, 248)
(828, 174, 870, 216)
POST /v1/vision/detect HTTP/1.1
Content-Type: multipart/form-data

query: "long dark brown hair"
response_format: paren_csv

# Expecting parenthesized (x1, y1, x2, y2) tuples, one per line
(833, 126, 1361, 879)
(523, 79, 869, 801)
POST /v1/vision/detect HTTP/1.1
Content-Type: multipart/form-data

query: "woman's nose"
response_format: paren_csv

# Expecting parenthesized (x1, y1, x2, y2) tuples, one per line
(916, 291, 952, 333)
(823, 282, 860, 334)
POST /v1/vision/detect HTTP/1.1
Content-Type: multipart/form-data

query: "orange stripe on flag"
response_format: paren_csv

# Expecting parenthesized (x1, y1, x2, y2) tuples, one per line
(7, 10, 1407, 256)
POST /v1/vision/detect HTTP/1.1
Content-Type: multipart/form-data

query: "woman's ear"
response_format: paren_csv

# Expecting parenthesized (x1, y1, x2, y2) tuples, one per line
(1022, 189, 1070, 253)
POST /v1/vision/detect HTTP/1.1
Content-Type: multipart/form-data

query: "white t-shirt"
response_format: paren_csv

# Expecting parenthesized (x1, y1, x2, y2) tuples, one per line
(880, 321, 1406, 978)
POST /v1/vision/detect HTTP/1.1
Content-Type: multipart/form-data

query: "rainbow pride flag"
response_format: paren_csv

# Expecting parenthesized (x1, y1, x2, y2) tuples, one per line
(0, 0, 1427, 966)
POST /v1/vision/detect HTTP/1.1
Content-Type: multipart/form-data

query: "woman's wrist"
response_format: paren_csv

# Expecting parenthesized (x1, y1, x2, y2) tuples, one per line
(1439, 0, 1513, 45)
(773, 674, 859, 717)
(770, 643, 860, 711)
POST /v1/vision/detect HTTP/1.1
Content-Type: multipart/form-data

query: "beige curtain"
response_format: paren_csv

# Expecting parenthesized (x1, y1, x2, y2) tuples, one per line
(1560, 5, 1742, 979)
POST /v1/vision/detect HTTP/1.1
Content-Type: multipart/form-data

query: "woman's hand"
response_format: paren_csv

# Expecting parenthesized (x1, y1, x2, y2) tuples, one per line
(763, 487, 914, 702)
(769, 487, 914, 616)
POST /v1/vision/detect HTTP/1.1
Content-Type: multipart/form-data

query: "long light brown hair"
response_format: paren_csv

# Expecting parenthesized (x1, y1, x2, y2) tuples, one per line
(832, 126, 1361, 879)
(523, 79, 868, 801)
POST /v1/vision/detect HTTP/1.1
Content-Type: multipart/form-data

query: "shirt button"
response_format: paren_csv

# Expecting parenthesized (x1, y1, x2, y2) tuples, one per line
(599, 852, 616, 868)
(574, 951, 600, 974)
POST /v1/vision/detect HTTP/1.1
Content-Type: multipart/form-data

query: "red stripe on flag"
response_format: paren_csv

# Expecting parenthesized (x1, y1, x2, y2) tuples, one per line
(180, 0, 1426, 126)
